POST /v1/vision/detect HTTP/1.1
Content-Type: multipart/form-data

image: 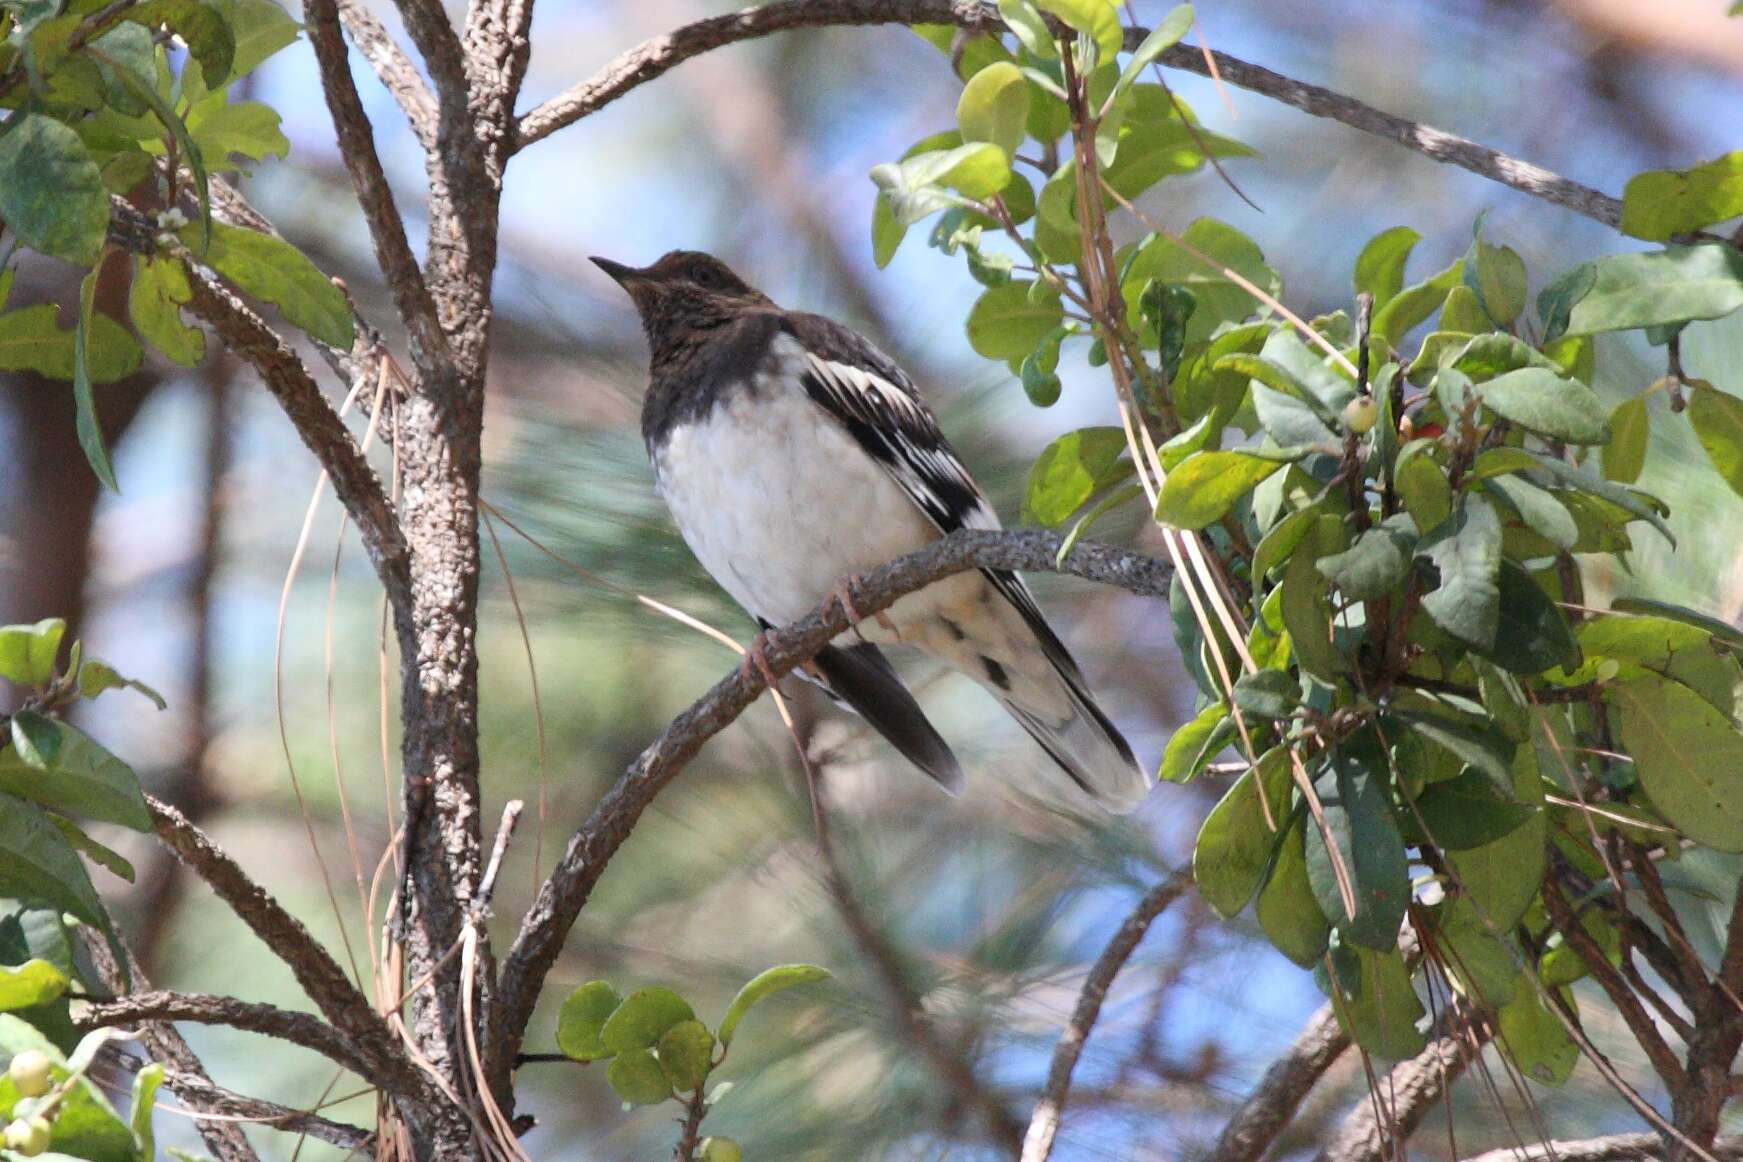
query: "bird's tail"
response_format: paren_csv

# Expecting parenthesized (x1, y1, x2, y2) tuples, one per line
(997, 657, 1151, 814)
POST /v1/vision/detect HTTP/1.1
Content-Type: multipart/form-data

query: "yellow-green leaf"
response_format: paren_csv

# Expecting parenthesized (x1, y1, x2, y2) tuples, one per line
(956, 61, 1030, 157)
(1621, 151, 1743, 241)
(1155, 451, 1281, 529)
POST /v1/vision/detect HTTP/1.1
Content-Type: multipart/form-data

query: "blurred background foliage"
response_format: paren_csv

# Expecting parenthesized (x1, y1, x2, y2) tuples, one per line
(4, 0, 1743, 1157)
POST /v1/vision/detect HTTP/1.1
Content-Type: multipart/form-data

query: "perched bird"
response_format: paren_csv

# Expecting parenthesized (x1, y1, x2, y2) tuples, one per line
(594, 249, 1151, 813)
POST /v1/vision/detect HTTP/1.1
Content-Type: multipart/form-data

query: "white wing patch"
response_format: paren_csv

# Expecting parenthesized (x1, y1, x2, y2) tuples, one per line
(801, 351, 1000, 534)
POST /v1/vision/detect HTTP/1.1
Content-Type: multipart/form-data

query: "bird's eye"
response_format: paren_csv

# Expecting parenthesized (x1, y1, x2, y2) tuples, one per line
(692, 265, 720, 288)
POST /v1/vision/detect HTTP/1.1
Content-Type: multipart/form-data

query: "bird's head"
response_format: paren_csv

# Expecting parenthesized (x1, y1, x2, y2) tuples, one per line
(591, 250, 772, 346)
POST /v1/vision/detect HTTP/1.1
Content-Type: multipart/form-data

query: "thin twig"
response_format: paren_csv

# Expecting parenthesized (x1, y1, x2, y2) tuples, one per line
(75, 992, 374, 1080)
(1019, 870, 1191, 1162)
(338, 0, 438, 147)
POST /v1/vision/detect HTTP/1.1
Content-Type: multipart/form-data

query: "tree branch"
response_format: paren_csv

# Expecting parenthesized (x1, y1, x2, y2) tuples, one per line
(174, 249, 410, 605)
(1020, 870, 1191, 1162)
(487, 527, 1175, 1083)
(304, 0, 452, 370)
(339, 0, 437, 149)
(75, 991, 372, 1080)
(1315, 1004, 1490, 1162)
(510, 0, 1625, 236)
(105, 1049, 374, 1155)
(1459, 1136, 1743, 1162)
(1205, 1002, 1351, 1162)
(145, 796, 434, 1103)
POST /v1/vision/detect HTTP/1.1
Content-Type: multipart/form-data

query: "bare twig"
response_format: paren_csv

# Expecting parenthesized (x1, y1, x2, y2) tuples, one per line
(304, 0, 451, 370)
(1314, 1004, 1490, 1162)
(146, 796, 434, 1102)
(75, 991, 373, 1080)
(173, 249, 410, 604)
(142, 1065, 374, 1153)
(339, 0, 438, 148)
(488, 527, 1175, 1082)
(512, 0, 1626, 238)
(1020, 870, 1192, 1162)
(1206, 1003, 1351, 1162)
(1459, 1136, 1743, 1162)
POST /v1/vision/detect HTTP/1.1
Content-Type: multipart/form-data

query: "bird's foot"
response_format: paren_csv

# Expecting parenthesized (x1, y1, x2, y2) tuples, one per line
(738, 630, 782, 691)
(826, 573, 898, 634)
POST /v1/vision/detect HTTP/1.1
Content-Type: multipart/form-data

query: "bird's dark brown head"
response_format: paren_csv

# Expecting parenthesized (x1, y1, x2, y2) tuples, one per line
(592, 251, 773, 355)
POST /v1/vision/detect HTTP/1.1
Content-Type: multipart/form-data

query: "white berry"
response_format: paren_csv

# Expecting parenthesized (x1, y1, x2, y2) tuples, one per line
(7, 1050, 53, 1098)
(4, 1117, 51, 1156)
(1344, 396, 1379, 435)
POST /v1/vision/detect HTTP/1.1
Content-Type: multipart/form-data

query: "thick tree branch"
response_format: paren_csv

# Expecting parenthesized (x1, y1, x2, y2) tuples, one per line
(146, 796, 434, 1103)
(1459, 1136, 1743, 1162)
(1315, 1004, 1490, 1162)
(487, 527, 1175, 1082)
(1020, 870, 1192, 1162)
(511, 0, 1625, 236)
(175, 253, 410, 604)
(304, 0, 451, 369)
(1205, 1002, 1351, 1162)
(75, 991, 372, 1080)
(339, 0, 438, 148)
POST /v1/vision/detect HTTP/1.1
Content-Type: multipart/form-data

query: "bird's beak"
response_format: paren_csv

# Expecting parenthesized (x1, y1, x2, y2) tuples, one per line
(591, 256, 639, 287)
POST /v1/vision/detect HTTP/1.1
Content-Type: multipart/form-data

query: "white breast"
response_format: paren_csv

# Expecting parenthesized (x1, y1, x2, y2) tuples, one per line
(652, 335, 939, 626)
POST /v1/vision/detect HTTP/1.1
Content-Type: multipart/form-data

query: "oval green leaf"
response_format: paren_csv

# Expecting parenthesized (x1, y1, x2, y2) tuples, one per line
(718, 964, 830, 1047)
(1155, 451, 1282, 530)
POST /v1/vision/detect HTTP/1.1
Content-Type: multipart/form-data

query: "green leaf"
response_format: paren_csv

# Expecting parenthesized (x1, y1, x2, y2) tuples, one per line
(0, 959, 68, 1011)
(1316, 514, 1418, 602)
(1256, 809, 1331, 966)
(1436, 898, 1518, 1006)
(1159, 701, 1232, 784)
(1194, 747, 1291, 918)
(956, 61, 1029, 157)
(0, 1015, 134, 1160)
(1024, 427, 1131, 525)
(1412, 769, 1538, 849)
(185, 222, 354, 349)
(216, 0, 300, 80)
(1100, 93, 1256, 201)
(0, 620, 65, 687)
(655, 1019, 714, 1092)
(1020, 323, 1068, 406)
(1354, 226, 1420, 311)
(186, 98, 290, 169)
(1322, 945, 1428, 1060)
(0, 115, 109, 266)
(1113, 4, 1191, 98)
(1689, 383, 1743, 500)
(1496, 983, 1577, 1086)
(1305, 754, 1410, 950)
(0, 792, 111, 937)
(966, 279, 1062, 363)
(601, 986, 694, 1054)
(95, 45, 212, 254)
(0, 721, 152, 831)
(10, 711, 60, 769)
(1601, 397, 1649, 484)
(48, 816, 136, 882)
(1482, 562, 1578, 675)
(1419, 496, 1502, 649)
(76, 658, 167, 709)
(0, 304, 142, 384)
(1527, 451, 1674, 548)
(1393, 440, 1452, 534)
(1154, 451, 1281, 529)
(606, 1047, 673, 1106)
(1373, 257, 1463, 348)
(128, 255, 205, 368)
(1282, 516, 1344, 680)
(555, 980, 621, 1062)
(129, 1062, 163, 1160)
(1610, 678, 1743, 852)
(1033, 0, 1122, 59)
(997, 0, 1057, 60)
(1473, 367, 1609, 444)
(1231, 669, 1297, 720)
(871, 194, 906, 268)
(1485, 475, 1578, 552)
(1122, 220, 1280, 345)
(1445, 734, 1547, 930)
(1540, 245, 1743, 339)
(72, 269, 120, 491)
(124, 0, 235, 84)
(1463, 235, 1528, 326)
(1621, 152, 1743, 241)
(718, 965, 829, 1047)
(1390, 708, 1515, 794)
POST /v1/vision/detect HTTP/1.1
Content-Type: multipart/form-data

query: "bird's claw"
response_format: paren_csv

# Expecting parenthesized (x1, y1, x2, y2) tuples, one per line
(739, 630, 781, 690)
(826, 573, 898, 634)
